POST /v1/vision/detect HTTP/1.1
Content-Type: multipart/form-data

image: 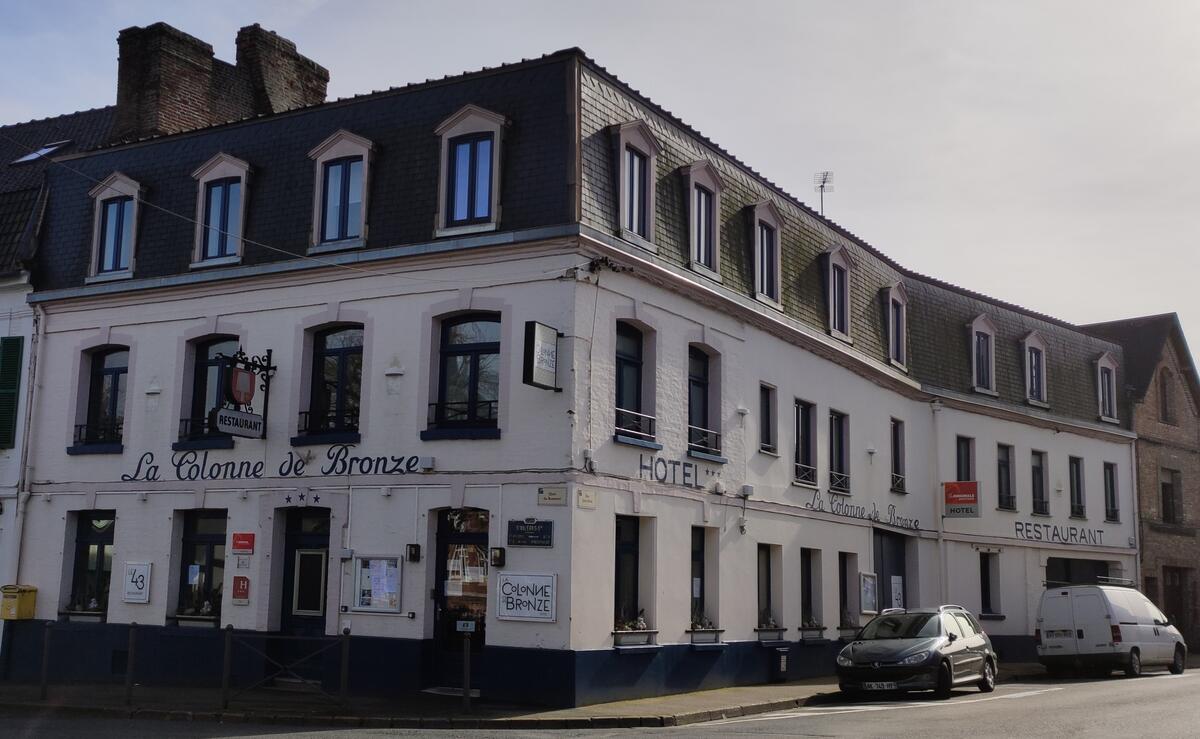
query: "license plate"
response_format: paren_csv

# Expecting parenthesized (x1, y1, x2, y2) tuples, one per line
(863, 681, 897, 690)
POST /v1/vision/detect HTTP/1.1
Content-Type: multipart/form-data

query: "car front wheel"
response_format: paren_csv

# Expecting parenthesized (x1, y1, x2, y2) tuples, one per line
(978, 659, 996, 693)
(934, 661, 953, 699)
(1170, 646, 1186, 675)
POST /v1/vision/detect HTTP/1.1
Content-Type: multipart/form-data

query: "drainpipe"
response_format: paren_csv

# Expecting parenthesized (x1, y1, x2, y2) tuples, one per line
(930, 399, 947, 603)
(8, 302, 45, 592)
(1130, 437, 1141, 586)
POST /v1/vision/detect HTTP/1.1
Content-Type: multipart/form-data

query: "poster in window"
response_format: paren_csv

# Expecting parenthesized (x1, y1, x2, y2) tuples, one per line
(859, 572, 878, 615)
(354, 557, 401, 611)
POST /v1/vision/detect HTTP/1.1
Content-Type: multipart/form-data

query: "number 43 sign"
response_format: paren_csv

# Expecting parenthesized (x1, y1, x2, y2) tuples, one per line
(123, 562, 152, 604)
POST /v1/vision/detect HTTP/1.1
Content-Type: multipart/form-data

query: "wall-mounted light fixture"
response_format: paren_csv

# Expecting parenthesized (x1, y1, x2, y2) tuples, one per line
(490, 547, 506, 567)
(405, 543, 421, 562)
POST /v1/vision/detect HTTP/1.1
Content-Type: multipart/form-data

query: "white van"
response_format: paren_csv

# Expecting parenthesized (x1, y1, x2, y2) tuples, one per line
(1036, 585, 1187, 676)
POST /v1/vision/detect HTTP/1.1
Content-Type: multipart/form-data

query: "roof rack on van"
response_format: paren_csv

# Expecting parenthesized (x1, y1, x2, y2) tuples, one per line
(1096, 576, 1136, 586)
(937, 604, 967, 612)
(880, 607, 906, 615)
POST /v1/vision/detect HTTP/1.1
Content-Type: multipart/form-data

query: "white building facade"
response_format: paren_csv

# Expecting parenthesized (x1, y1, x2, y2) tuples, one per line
(0, 49, 1138, 705)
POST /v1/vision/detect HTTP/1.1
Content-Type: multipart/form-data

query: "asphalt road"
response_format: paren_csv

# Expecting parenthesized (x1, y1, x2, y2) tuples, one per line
(4, 671, 1198, 738)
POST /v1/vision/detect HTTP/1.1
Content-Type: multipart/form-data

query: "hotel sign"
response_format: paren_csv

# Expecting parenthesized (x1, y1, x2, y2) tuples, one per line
(943, 481, 980, 518)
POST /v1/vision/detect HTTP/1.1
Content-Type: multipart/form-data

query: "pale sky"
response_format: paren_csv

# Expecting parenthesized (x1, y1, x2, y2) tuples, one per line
(3, 0, 1198, 352)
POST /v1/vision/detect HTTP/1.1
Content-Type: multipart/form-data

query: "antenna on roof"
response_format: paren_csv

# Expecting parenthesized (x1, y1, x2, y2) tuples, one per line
(813, 171, 834, 216)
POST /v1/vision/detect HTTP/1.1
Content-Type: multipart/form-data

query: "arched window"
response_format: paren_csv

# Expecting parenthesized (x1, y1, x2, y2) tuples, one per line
(433, 314, 500, 428)
(306, 326, 364, 434)
(79, 347, 128, 445)
(184, 337, 238, 440)
(1160, 368, 1175, 424)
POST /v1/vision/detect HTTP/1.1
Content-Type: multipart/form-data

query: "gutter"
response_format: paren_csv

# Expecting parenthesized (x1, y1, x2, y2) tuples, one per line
(8, 302, 45, 592)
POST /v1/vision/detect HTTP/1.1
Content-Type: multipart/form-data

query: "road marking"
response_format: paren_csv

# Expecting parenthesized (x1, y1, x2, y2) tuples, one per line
(700, 688, 1063, 727)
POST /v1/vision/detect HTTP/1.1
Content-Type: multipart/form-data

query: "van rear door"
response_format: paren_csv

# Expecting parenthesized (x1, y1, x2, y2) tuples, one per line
(1040, 590, 1078, 656)
(1071, 590, 1115, 657)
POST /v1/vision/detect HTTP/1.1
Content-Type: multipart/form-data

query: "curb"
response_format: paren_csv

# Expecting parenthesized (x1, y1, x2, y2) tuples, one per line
(0, 690, 838, 729)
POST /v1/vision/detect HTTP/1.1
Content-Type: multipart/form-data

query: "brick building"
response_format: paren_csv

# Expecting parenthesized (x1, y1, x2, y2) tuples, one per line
(1085, 313, 1200, 644)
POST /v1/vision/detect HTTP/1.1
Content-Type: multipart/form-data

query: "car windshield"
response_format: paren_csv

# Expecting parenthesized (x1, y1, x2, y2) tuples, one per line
(858, 613, 940, 640)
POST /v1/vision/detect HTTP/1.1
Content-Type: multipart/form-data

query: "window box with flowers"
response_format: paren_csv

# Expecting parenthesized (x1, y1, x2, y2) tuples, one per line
(799, 620, 828, 642)
(687, 612, 723, 644)
(838, 610, 861, 641)
(755, 614, 787, 643)
(613, 610, 657, 647)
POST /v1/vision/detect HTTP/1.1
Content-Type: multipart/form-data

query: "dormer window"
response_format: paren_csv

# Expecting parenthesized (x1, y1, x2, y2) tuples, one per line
(882, 282, 908, 367)
(682, 161, 723, 276)
(307, 130, 373, 253)
(969, 315, 998, 394)
(750, 200, 783, 306)
(1096, 352, 1119, 422)
(611, 120, 661, 250)
(435, 105, 506, 237)
(191, 152, 250, 267)
(1022, 331, 1048, 406)
(824, 245, 854, 339)
(87, 172, 141, 282)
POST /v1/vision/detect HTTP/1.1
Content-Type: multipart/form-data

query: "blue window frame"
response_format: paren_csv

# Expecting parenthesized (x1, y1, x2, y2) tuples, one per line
(447, 133, 494, 226)
(98, 196, 134, 273)
(202, 178, 242, 259)
(321, 157, 363, 242)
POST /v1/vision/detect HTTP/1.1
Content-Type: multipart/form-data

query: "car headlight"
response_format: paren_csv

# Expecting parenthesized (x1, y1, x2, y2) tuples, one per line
(900, 651, 930, 665)
(836, 653, 853, 667)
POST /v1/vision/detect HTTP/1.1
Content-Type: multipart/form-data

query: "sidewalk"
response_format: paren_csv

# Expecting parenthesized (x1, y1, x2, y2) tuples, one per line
(0, 663, 1049, 729)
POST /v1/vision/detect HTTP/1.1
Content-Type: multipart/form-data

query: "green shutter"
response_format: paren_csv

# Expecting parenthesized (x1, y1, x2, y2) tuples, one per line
(0, 336, 24, 449)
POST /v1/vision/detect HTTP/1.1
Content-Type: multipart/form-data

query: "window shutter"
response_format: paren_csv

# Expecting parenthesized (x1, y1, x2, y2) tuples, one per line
(0, 337, 24, 448)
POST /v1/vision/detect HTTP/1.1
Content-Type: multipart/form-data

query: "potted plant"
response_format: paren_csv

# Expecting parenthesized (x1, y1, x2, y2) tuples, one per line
(838, 609, 860, 641)
(799, 618, 827, 641)
(754, 611, 787, 642)
(612, 609, 657, 646)
(687, 608, 723, 644)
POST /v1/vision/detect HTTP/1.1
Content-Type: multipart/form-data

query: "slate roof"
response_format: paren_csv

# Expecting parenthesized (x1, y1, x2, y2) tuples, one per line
(1082, 313, 1200, 404)
(0, 106, 116, 273)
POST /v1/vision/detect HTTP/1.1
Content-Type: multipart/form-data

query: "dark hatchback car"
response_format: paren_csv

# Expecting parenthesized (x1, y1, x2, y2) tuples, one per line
(837, 605, 998, 698)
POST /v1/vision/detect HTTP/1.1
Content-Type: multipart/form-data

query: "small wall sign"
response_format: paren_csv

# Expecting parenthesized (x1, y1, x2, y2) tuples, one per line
(576, 489, 596, 510)
(232, 575, 250, 605)
(507, 518, 553, 547)
(231, 532, 255, 555)
(122, 562, 152, 604)
(456, 619, 477, 633)
(537, 486, 567, 506)
(215, 408, 264, 438)
(496, 573, 557, 622)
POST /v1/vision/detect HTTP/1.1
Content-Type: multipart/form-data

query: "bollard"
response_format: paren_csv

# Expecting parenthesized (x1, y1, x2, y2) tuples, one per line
(462, 634, 471, 714)
(125, 623, 138, 706)
(39, 621, 51, 701)
(339, 627, 351, 706)
(220, 624, 233, 709)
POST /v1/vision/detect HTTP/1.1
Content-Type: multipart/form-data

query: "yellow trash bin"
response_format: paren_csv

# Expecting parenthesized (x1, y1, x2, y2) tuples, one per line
(1, 585, 36, 620)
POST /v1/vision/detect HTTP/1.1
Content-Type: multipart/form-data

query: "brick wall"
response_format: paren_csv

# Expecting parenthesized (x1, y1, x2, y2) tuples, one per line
(1133, 336, 1200, 642)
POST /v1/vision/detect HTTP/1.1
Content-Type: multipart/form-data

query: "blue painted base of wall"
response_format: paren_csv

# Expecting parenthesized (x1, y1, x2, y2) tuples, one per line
(2, 622, 852, 708)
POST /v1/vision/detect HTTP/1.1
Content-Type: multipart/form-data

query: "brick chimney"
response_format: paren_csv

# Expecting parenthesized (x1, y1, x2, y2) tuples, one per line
(236, 24, 329, 114)
(110, 22, 328, 142)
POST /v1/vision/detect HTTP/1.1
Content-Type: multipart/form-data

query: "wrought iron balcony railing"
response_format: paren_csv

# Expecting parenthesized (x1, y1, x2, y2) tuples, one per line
(687, 425, 722, 456)
(427, 400, 498, 428)
(829, 470, 850, 494)
(74, 421, 123, 445)
(298, 409, 360, 435)
(614, 408, 656, 442)
(793, 462, 816, 486)
(890, 473, 906, 494)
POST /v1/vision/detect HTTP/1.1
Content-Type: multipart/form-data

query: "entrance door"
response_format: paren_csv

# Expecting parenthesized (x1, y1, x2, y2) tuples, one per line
(277, 508, 330, 682)
(281, 508, 331, 635)
(432, 508, 489, 687)
(873, 529, 907, 609)
(1162, 567, 1188, 637)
